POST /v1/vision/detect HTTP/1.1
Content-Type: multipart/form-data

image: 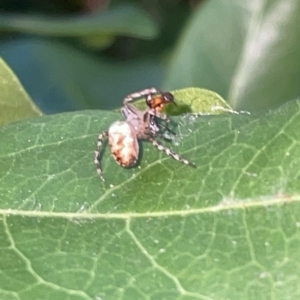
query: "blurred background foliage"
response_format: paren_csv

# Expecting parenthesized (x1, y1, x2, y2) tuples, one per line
(0, 0, 299, 115)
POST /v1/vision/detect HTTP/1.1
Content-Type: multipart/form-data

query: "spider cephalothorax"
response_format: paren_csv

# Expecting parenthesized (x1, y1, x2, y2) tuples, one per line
(94, 88, 195, 181)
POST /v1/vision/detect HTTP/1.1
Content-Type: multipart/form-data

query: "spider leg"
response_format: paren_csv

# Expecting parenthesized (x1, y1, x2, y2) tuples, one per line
(149, 137, 196, 168)
(123, 87, 159, 104)
(147, 108, 168, 121)
(160, 122, 176, 136)
(147, 109, 173, 137)
(150, 115, 176, 141)
(94, 130, 108, 181)
(157, 123, 176, 141)
(155, 115, 174, 133)
(121, 103, 144, 121)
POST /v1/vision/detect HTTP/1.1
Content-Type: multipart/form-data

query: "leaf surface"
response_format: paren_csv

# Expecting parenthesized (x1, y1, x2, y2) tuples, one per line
(0, 58, 42, 126)
(1, 89, 300, 299)
(129, 88, 233, 115)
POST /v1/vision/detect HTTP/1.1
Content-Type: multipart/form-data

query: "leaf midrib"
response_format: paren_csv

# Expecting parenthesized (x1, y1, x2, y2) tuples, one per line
(0, 194, 298, 219)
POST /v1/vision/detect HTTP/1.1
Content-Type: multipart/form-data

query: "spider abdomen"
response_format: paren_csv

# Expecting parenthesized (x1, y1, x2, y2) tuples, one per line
(108, 121, 139, 167)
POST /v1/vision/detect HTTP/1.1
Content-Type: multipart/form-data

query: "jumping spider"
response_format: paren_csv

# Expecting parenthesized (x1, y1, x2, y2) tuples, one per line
(94, 88, 196, 181)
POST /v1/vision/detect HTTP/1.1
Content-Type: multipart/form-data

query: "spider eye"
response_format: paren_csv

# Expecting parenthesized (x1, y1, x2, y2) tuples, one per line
(162, 92, 174, 103)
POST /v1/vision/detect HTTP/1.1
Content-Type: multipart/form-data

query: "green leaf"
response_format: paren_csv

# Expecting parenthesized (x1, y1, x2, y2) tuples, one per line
(0, 5, 158, 40)
(171, 87, 233, 115)
(0, 58, 42, 126)
(1, 88, 300, 299)
(0, 39, 164, 113)
(164, 0, 300, 112)
(129, 87, 234, 115)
